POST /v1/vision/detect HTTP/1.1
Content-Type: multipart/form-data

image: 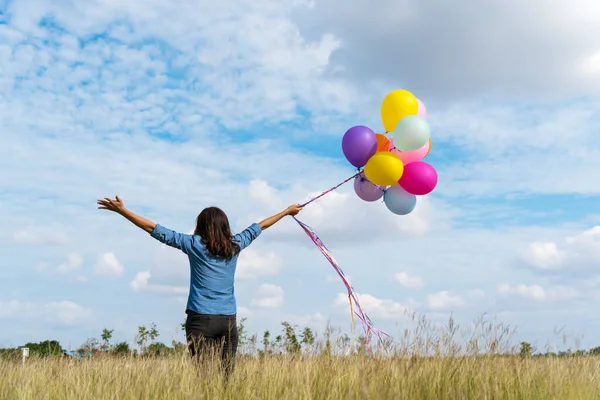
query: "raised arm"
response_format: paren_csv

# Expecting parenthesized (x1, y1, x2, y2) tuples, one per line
(97, 196, 156, 233)
(258, 204, 303, 231)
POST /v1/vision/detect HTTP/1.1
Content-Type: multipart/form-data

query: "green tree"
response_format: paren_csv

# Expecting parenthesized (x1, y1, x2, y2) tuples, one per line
(100, 328, 114, 352)
(136, 325, 149, 352)
(112, 341, 130, 356)
(79, 338, 100, 354)
(321, 324, 333, 357)
(300, 327, 315, 354)
(262, 330, 271, 355)
(274, 334, 283, 353)
(238, 317, 248, 349)
(281, 322, 301, 354)
(146, 342, 170, 357)
(136, 323, 159, 353)
(171, 340, 187, 354)
(519, 341, 533, 358)
(148, 322, 159, 342)
(589, 346, 600, 356)
(21, 340, 63, 357)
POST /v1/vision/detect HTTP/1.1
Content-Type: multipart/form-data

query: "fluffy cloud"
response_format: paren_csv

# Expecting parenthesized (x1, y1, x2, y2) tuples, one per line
(57, 253, 83, 273)
(521, 226, 600, 274)
(37, 253, 83, 274)
(293, 0, 600, 99)
(130, 271, 187, 295)
(1, 0, 600, 349)
(251, 284, 284, 309)
(12, 230, 69, 246)
(250, 180, 450, 247)
(94, 252, 124, 277)
(427, 291, 464, 311)
(0, 300, 91, 325)
(236, 249, 282, 280)
(522, 242, 567, 270)
(394, 271, 423, 289)
(497, 283, 578, 302)
(335, 292, 413, 320)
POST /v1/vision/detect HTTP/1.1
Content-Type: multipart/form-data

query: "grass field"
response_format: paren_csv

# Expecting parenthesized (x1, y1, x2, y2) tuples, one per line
(2, 353, 600, 399)
(3, 316, 600, 399)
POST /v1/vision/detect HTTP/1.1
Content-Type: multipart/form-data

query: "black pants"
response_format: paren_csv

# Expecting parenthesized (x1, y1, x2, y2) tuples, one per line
(185, 311, 238, 377)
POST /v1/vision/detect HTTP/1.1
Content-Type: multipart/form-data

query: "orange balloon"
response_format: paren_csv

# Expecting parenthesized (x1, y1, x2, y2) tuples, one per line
(375, 134, 390, 153)
(424, 139, 432, 157)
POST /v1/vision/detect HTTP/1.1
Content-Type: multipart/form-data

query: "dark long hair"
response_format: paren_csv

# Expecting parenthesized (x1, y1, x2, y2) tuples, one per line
(194, 207, 240, 259)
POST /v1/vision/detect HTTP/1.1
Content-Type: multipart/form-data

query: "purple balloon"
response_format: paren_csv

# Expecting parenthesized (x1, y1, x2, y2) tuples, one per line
(354, 173, 384, 202)
(342, 125, 377, 168)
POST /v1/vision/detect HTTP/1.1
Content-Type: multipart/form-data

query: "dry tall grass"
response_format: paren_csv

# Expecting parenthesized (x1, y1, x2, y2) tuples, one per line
(3, 353, 600, 399)
(3, 315, 600, 399)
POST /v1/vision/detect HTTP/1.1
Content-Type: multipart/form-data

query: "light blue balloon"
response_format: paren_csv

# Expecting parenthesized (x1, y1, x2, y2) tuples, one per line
(393, 116, 430, 151)
(384, 186, 417, 215)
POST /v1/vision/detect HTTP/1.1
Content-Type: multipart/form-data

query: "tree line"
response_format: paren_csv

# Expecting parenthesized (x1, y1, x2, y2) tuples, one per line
(0, 318, 330, 359)
(2, 318, 600, 359)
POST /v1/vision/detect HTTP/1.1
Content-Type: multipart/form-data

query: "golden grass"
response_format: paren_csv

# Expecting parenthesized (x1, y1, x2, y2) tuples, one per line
(2, 353, 600, 399)
(3, 315, 599, 399)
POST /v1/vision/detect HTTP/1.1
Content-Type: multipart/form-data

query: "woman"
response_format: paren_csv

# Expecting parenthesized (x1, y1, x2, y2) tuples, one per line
(97, 195, 302, 376)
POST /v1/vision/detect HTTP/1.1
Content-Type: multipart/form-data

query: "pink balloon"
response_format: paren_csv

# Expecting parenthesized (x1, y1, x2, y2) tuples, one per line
(387, 139, 430, 166)
(417, 98, 426, 119)
(398, 161, 437, 195)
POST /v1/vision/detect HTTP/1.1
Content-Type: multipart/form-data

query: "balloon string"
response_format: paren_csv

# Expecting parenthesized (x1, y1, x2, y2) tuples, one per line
(349, 292, 357, 348)
(292, 216, 389, 348)
(300, 170, 363, 207)
(294, 170, 389, 348)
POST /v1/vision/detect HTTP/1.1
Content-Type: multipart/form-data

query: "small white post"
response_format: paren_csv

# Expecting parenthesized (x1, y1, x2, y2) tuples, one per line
(21, 348, 29, 367)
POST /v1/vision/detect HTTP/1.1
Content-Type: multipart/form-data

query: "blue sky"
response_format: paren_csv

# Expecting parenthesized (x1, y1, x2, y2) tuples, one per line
(2, 0, 600, 353)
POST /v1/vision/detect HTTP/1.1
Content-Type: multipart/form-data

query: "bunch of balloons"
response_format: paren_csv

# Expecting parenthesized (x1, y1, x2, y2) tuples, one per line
(342, 89, 438, 215)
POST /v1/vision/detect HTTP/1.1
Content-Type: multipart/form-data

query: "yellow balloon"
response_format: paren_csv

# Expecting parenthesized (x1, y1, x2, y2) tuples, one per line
(380, 90, 418, 133)
(363, 152, 404, 186)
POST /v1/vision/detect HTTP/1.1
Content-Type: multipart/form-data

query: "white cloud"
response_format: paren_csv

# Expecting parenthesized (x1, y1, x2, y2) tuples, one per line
(37, 253, 83, 275)
(498, 283, 578, 302)
(286, 312, 327, 330)
(57, 253, 83, 273)
(521, 226, 600, 272)
(251, 284, 284, 308)
(522, 242, 567, 270)
(1, 0, 599, 349)
(43, 301, 91, 325)
(130, 271, 188, 296)
(566, 226, 600, 257)
(335, 292, 413, 320)
(12, 230, 69, 246)
(427, 291, 464, 311)
(236, 249, 282, 280)
(267, 187, 449, 247)
(237, 306, 253, 318)
(394, 271, 423, 289)
(467, 289, 486, 299)
(0, 300, 91, 325)
(0, 300, 24, 318)
(295, 0, 600, 98)
(94, 252, 124, 277)
(248, 180, 281, 208)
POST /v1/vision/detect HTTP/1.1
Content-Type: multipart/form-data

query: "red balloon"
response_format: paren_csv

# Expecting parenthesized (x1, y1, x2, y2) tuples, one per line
(398, 161, 438, 195)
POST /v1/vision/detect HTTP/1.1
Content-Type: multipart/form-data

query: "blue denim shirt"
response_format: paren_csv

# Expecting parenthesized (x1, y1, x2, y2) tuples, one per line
(149, 223, 262, 315)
